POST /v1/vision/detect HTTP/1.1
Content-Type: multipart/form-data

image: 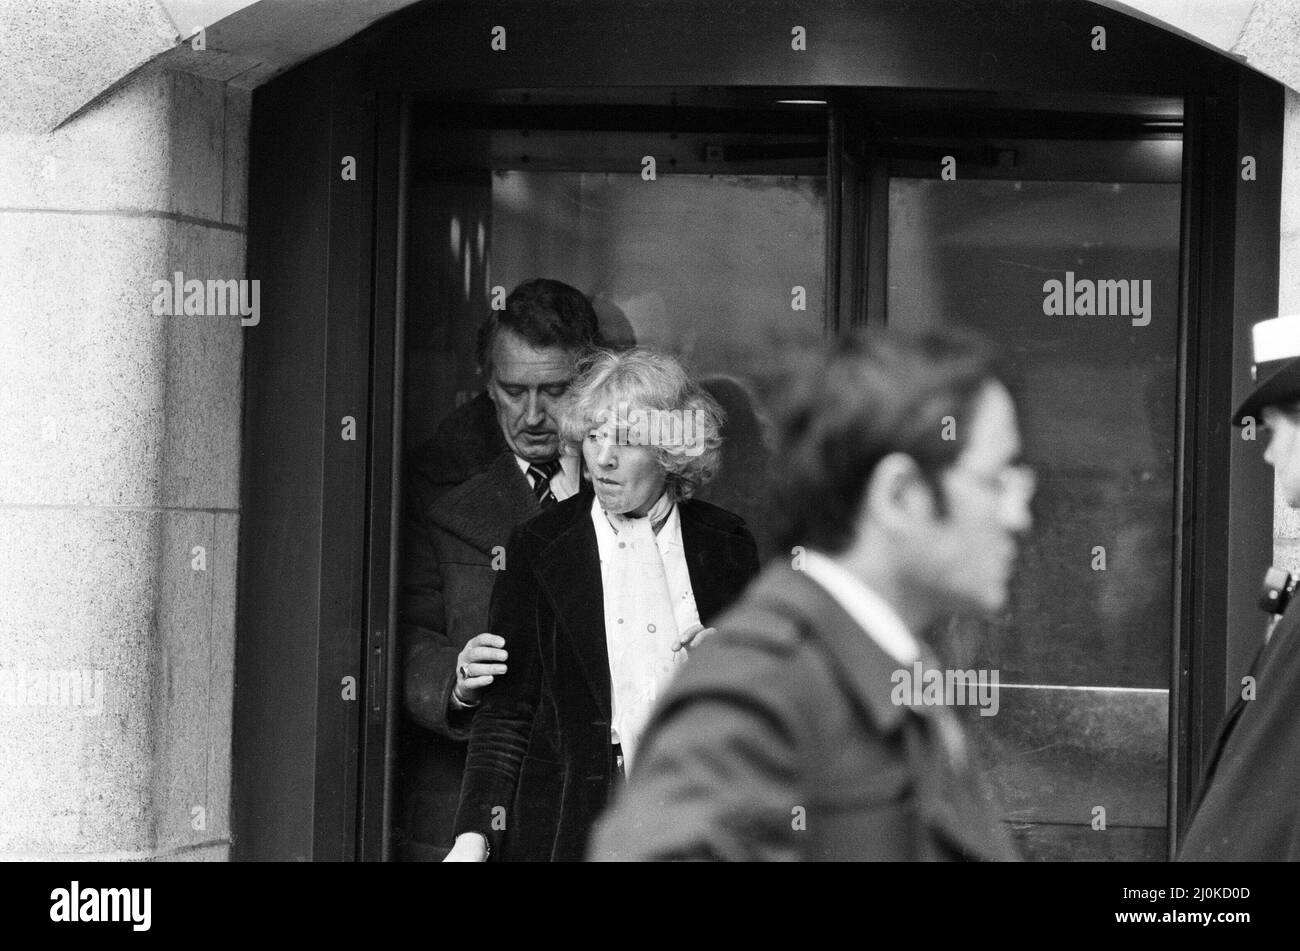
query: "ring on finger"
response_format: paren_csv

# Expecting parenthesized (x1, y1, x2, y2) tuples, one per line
(458, 664, 470, 681)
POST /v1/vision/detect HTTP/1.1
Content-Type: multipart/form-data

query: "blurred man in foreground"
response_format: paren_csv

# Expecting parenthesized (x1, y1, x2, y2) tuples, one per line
(590, 327, 1033, 861)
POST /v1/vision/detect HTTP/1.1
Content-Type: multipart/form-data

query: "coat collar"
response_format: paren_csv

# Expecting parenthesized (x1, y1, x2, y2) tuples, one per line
(679, 502, 759, 625)
(429, 450, 538, 555)
(534, 496, 608, 713)
(756, 565, 985, 736)
(408, 392, 508, 491)
(532, 496, 756, 718)
(753, 565, 913, 733)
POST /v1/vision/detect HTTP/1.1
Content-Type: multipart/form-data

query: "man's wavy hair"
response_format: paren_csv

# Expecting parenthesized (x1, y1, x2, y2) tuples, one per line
(476, 278, 601, 377)
(773, 326, 1002, 555)
(560, 348, 725, 502)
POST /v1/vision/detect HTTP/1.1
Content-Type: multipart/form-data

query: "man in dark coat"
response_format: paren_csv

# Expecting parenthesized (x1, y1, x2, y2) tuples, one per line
(1180, 322, 1300, 861)
(589, 327, 1032, 861)
(395, 279, 601, 860)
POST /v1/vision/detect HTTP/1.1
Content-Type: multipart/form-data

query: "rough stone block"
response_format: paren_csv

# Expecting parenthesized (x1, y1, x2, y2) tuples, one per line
(153, 509, 229, 852)
(206, 511, 238, 842)
(0, 213, 170, 507)
(0, 0, 177, 134)
(160, 221, 246, 511)
(0, 68, 238, 224)
(0, 213, 245, 510)
(166, 70, 227, 222)
(223, 84, 251, 227)
(1282, 87, 1300, 240)
(1234, 0, 1300, 94)
(0, 508, 160, 855)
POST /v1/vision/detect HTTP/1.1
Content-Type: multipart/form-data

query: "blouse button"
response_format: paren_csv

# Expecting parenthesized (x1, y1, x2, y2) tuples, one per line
(647, 623, 656, 633)
(617, 617, 624, 624)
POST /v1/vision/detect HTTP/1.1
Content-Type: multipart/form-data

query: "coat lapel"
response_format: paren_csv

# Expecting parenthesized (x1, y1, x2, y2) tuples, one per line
(678, 501, 756, 623)
(429, 450, 538, 556)
(764, 567, 910, 733)
(1194, 604, 1300, 812)
(760, 565, 1013, 861)
(533, 497, 612, 717)
(529, 498, 753, 719)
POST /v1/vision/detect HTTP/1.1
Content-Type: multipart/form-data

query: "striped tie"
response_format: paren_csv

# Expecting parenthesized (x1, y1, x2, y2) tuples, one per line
(527, 459, 563, 509)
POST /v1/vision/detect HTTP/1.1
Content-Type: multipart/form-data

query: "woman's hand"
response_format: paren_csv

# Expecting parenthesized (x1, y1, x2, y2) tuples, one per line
(670, 624, 716, 655)
(454, 633, 508, 706)
(443, 832, 489, 862)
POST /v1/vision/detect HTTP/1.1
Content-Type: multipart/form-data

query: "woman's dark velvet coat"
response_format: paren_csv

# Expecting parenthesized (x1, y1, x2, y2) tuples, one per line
(451, 488, 761, 861)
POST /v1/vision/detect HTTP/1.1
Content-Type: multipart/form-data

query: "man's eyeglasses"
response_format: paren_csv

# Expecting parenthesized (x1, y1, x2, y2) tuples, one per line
(946, 462, 1037, 500)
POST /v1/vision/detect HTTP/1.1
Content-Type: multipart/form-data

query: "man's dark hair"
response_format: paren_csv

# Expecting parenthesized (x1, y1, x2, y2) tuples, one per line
(773, 326, 1003, 555)
(476, 278, 601, 377)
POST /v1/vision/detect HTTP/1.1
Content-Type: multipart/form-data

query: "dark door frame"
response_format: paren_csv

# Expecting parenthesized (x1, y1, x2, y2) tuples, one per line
(1176, 66, 1282, 847)
(233, 0, 1282, 861)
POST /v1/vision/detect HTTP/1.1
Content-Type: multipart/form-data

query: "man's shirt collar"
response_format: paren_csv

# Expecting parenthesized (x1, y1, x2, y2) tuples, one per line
(799, 550, 922, 666)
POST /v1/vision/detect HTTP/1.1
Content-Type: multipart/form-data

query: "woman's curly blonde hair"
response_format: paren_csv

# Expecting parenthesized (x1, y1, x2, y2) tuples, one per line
(560, 347, 725, 501)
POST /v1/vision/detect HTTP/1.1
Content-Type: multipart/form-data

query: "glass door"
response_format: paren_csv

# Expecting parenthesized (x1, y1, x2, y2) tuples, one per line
(393, 94, 829, 858)
(855, 98, 1184, 860)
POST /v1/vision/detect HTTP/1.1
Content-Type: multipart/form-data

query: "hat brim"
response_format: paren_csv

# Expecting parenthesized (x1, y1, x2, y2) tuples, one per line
(1233, 356, 1300, 425)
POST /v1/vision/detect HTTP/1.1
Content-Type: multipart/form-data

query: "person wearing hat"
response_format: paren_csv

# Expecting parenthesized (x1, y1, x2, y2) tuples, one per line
(1180, 315, 1300, 861)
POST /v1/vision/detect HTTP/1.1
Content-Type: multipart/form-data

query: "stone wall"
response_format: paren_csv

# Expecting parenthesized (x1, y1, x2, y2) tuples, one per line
(0, 2, 247, 859)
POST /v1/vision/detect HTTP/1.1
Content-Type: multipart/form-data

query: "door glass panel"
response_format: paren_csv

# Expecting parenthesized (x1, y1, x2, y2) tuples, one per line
(888, 175, 1181, 860)
(396, 158, 824, 859)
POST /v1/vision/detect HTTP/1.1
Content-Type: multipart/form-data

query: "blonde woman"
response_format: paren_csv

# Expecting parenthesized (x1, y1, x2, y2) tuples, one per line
(445, 348, 760, 862)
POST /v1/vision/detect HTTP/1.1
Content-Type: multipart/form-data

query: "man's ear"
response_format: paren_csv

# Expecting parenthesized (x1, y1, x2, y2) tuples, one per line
(863, 452, 935, 533)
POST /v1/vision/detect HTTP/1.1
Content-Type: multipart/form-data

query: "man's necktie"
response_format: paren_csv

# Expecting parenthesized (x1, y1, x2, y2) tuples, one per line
(527, 459, 563, 508)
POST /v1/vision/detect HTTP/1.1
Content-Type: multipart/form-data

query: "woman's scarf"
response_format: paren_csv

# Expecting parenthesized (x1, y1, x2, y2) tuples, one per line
(602, 490, 686, 772)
